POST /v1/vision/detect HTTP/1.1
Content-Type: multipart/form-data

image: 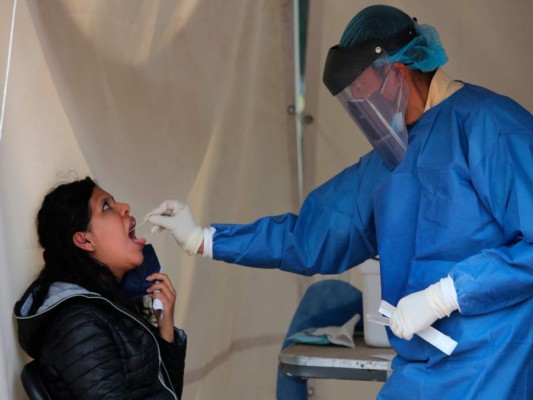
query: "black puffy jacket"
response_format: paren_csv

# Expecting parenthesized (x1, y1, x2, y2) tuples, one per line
(14, 280, 186, 399)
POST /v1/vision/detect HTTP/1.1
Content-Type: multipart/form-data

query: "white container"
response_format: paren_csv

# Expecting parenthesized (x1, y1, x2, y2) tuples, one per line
(358, 258, 391, 347)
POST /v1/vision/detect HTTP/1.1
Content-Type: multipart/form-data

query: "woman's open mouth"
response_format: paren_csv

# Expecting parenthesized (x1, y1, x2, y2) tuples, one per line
(128, 219, 146, 246)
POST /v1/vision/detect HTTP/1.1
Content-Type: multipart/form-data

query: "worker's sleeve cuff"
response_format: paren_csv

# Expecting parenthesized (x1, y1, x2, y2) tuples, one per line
(202, 227, 216, 258)
(441, 275, 460, 313)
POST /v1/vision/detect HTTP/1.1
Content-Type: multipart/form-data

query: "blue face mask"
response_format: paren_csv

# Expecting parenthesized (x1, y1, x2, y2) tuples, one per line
(120, 244, 161, 299)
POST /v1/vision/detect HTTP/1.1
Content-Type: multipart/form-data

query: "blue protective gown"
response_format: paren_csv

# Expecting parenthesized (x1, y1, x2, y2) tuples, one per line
(212, 84, 533, 399)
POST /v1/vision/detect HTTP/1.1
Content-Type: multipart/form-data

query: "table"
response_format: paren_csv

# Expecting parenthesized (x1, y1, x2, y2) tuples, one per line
(279, 336, 395, 382)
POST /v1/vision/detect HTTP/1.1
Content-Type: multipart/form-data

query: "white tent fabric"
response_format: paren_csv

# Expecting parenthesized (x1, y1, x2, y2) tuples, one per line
(2, 1, 533, 399)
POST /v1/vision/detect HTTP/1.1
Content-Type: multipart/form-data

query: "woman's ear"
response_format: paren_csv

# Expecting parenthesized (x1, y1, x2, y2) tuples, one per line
(73, 232, 95, 251)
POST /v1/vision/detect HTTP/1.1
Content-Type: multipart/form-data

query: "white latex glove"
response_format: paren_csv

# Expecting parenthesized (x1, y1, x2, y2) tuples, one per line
(389, 276, 459, 340)
(145, 200, 204, 256)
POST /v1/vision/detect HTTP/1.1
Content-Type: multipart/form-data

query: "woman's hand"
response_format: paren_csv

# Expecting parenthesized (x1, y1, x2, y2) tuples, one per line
(146, 273, 177, 342)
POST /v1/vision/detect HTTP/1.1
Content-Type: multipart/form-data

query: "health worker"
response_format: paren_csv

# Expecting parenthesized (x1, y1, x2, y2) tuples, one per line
(147, 5, 533, 399)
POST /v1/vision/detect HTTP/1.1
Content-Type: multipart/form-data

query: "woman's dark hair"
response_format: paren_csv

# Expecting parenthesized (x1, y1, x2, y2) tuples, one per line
(33, 177, 129, 310)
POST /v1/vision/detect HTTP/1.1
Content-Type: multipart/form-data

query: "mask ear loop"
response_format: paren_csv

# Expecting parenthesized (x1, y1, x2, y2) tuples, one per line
(379, 65, 393, 96)
(377, 64, 403, 114)
(395, 76, 404, 114)
(384, 65, 408, 150)
(385, 65, 406, 114)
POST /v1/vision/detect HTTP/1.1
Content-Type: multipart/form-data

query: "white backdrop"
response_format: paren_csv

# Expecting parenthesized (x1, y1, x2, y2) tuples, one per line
(1, 1, 533, 399)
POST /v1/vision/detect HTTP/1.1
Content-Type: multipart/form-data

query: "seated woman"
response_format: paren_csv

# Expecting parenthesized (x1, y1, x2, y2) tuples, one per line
(14, 177, 186, 399)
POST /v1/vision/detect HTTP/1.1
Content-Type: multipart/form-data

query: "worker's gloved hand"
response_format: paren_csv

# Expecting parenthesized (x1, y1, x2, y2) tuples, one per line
(145, 200, 204, 256)
(389, 276, 459, 340)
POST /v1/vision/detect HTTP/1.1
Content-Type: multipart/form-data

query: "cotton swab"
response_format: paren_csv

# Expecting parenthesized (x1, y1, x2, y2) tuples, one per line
(129, 219, 148, 233)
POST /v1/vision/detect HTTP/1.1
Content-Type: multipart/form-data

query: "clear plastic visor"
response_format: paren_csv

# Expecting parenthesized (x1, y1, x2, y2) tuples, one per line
(336, 58, 409, 169)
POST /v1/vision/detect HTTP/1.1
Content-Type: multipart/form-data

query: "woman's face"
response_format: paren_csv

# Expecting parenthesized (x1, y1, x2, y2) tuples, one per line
(75, 187, 146, 280)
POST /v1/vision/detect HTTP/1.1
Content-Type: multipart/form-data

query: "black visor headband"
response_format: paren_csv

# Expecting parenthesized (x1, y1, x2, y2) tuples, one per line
(323, 26, 417, 96)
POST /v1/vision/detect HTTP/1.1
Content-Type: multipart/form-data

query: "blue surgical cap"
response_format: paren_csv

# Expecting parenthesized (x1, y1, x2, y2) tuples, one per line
(339, 5, 448, 72)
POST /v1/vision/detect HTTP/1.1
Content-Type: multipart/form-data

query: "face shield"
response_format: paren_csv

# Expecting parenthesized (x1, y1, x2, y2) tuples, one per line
(339, 59, 408, 169)
(323, 27, 416, 169)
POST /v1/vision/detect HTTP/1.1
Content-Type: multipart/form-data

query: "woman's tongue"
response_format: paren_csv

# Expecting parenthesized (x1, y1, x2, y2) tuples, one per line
(129, 229, 147, 246)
